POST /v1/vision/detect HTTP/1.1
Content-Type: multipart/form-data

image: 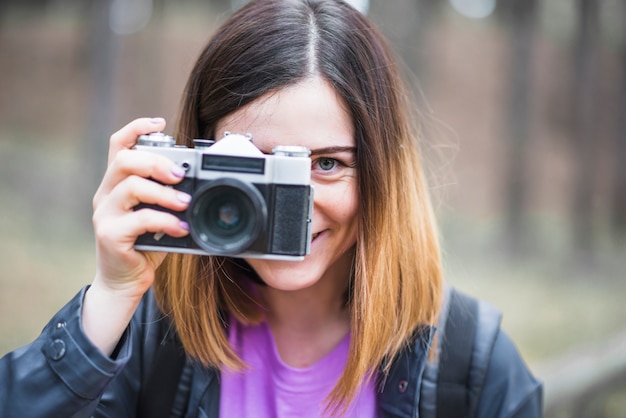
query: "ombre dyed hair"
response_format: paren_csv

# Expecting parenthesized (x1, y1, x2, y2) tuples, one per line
(153, 0, 443, 413)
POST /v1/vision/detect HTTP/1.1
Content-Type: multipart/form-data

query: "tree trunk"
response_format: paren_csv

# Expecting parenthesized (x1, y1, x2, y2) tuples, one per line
(610, 4, 626, 242)
(503, 0, 537, 254)
(571, 0, 599, 256)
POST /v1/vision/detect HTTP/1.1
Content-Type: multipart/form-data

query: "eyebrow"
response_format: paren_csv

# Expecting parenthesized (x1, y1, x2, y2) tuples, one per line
(309, 146, 356, 156)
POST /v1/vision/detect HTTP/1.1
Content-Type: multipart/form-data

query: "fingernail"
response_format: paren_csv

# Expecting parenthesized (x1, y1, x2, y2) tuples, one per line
(171, 164, 186, 178)
(177, 192, 192, 204)
(150, 117, 165, 124)
(180, 221, 190, 231)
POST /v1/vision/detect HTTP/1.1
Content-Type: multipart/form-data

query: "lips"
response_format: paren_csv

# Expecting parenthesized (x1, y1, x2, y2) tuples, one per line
(311, 231, 324, 242)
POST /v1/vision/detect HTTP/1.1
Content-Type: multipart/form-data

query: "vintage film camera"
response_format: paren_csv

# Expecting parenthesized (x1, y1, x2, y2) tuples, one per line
(133, 132, 313, 261)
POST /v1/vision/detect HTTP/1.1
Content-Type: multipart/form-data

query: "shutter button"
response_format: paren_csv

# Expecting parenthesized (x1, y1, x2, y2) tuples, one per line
(49, 339, 66, 360)
(398, 379, 408, 393)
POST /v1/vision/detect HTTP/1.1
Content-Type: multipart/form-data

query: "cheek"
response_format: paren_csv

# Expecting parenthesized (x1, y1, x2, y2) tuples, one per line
(312, 179, 360, 227)
(331, 182, 359, 228)
(341, 188, 359, 222)
(314, 179, 345, 200)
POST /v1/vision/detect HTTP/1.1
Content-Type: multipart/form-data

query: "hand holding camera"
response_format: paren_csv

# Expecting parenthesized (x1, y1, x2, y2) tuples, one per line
(86, 117, 193, 355)
(85, 119, 314, 355)
(91, 118, 193, 295)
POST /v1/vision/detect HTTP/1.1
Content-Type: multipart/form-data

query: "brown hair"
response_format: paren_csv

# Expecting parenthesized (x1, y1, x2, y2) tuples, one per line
(153, 0, 443, 413)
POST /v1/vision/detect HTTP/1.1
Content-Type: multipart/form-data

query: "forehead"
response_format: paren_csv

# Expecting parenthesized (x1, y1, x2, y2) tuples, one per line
(214, 77, 355, 152)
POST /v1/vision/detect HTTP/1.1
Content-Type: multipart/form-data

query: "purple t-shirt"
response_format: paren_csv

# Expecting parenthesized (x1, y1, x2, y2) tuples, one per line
(220, 317, 377, 417)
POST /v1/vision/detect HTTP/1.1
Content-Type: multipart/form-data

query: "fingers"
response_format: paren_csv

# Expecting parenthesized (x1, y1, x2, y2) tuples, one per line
(93, 174, 191, 241)
(93, 117, 191, 253)
(94, 208, 189, 253)
(110, 175, 191, 213)
(94, 149, 185, 209)
(89, 118, 185, 305)
(107, 117, 166, 166)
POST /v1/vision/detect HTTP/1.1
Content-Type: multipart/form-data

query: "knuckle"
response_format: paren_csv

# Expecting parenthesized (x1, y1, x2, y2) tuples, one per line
(109, 130, 122, 146)
(113, 173, 139, 193)
(92, 183, 108, 209)
(114, 149, 168, 180)
(92, 193, 101, 211)
(113, 149, 135, 170)
(135, 209, 165, 234)
(124, 174, 144, 189)
(133, 208, 150, 225)
(92, 217, 112, 244)
(108, 130, 132, 151)
(136, 207, 169, 229)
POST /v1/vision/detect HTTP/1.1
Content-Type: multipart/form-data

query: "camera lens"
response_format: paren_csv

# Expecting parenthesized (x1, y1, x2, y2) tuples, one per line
(216, 203, 240, 230)
(188, 178, 266, 255)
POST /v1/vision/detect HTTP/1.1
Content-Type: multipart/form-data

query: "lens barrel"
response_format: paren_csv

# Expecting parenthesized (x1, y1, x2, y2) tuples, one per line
(188, 178, 266, 255)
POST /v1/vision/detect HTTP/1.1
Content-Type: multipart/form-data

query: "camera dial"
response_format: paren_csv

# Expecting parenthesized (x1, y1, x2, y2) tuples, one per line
(272, 145, 311, 157)
(193, 139, 216, 150)
(137, 132, 175, 147)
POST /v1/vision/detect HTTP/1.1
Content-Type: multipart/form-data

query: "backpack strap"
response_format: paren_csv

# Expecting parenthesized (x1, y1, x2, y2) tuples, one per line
(137, 317, 187, 418)
(436, 288, 479, 418)
(419, 287, 502, 418)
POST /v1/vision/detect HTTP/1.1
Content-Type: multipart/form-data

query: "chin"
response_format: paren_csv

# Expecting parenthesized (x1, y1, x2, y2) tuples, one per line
(246, 257, 324, 292)
(244, 243, 355, 293)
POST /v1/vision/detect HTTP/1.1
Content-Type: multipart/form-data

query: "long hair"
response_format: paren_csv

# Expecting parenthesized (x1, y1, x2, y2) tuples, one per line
(153, 0, 443, 413)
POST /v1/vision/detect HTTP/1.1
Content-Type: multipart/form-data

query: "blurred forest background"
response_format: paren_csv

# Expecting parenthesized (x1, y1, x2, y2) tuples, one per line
(0, 0, 625, 416)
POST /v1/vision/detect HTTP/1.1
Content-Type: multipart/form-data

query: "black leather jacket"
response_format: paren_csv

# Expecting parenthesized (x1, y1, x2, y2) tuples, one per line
(0, 287, 542, 417)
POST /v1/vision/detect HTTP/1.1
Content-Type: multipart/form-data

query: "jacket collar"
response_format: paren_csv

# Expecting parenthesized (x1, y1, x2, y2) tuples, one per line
(378, 326, 436, 418)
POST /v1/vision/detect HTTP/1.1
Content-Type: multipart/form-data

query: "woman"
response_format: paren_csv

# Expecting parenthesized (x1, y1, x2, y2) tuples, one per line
(0, 0, 542, 417)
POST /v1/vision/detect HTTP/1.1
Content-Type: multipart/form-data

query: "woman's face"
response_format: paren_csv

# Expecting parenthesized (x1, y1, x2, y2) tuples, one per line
(214, 77, 358, 292)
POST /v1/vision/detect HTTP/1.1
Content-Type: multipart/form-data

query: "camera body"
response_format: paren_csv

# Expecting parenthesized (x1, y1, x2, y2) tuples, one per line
(134, 132, 313, 261)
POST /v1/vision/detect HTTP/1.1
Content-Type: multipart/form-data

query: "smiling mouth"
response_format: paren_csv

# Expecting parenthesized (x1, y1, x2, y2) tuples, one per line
(311, 231, 322, 241)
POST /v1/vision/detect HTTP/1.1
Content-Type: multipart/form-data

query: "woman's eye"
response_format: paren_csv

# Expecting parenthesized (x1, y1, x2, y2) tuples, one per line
(318, 158, 337, 171)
